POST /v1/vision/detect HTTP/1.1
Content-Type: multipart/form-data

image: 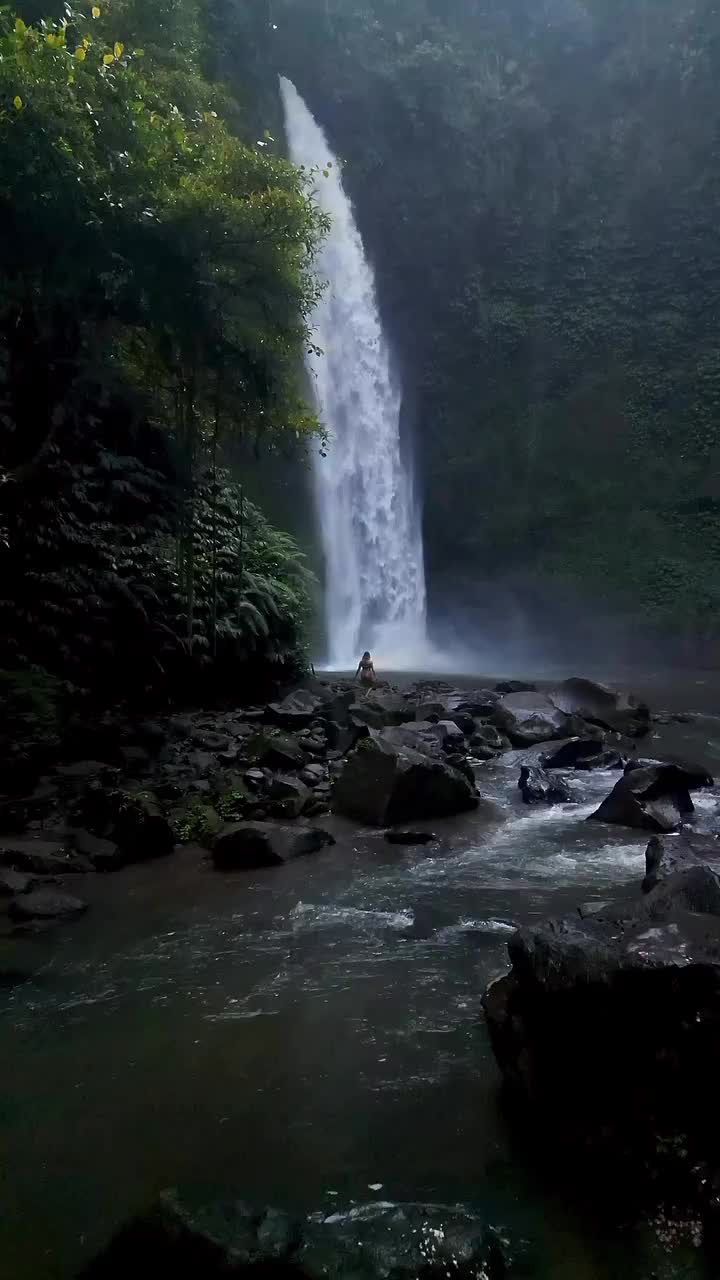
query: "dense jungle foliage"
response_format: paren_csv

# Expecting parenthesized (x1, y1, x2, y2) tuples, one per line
(227, 0, 720, 657)
(0, 0, 326, 703)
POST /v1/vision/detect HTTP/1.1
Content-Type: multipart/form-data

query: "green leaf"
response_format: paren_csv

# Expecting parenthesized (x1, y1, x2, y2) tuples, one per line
(91, 5, 101, 17)
(14, 17, 26, 33)
(13, 95, 23, 111)
(113, 40, 124, 58)
(102, 51, 113, 64)
(75, 45, 86, 60)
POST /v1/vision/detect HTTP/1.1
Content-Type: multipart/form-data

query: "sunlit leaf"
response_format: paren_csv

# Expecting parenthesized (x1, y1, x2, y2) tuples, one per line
(102, 51, 113, 64)
(91, 5, 101, 17)
(14, 17, 26, 33)
(75, 45, 86, 60)
(13, 95, 23, 110)
(134, 47, 144, 57)
(113, 41, 123, 58)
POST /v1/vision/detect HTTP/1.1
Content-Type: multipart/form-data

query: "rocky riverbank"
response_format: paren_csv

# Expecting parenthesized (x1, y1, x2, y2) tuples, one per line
(0, 675, 661, 927)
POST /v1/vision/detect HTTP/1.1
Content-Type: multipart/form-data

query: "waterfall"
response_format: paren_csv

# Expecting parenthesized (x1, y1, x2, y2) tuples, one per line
(280, 78, 428, 671)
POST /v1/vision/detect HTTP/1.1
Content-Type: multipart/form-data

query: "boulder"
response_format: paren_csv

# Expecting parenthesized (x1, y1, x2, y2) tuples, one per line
(384, 829, 438, 845)
(376, 724, 444, 758)
(212, 822, 335, 871)
(588, 764, 696, 833)
(469, 724, 510, 755)
(548, 677, 650, 738)
(268, 775, 310, 819)
(72, 828, 124, 871)
(267, 689, 322, 730)
(625, 756, 714, 790)
(642, 832, 720, 893)
(482, 860, 720, 1230)
(333, 737, 477, 827)
(541, 736, 607, 770)
(348, 690, 409, 729)
(323, 720, 369, 755)
(81, 1191, 513, 1280)
(246, 732, 305, 772)
(112, 794, 175, 860)
(0, 868, 34, 895)
(492, 692, 575, 747)
(495, 680, 537, 694)
(0, 838, 91, 875)
(518, 766, 572, 805)
(9, 889, 87, 921)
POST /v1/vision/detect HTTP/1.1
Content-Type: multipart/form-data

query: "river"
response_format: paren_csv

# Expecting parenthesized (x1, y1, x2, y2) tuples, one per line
(2, 673, 720, 1279)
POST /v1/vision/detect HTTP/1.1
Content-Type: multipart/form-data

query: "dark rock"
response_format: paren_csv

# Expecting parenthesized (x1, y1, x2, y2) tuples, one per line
(319, 689, 355, 726)
(72, 828, 124, 871)
(186, 750, 216, 776)
(0, 838, 91, 875)
(246, 732, 304, 772)
(469, 724, 510, 756)
(495, 680, 537, 694)
(643, 832, 720, 893)
(299, 765, 326, 786)
(324, 720, 369, 755)
(377, 723, 444, 758)
(9, 889, 87, 920)
(384, 829, 438, 845)
(348, 690, 410, 729)
(119, 745, 152, 776)
(413, 700, 447, 722)
(0, 868, 34, 895)
(268, 775, 310, 819)
(625, 756, 714, 790)
(112, 794, 175, 860)
(267, 689, 322, 730)
(243, 768, 267, 791)
(81, 1190, 512, 1280)
(574, 750, 624, 771)
(212, 823, 335, 870)
(518, 766, 572, 805)
(445, 753, 476, 785)
(541, 736, 607, 770)
(450, 690, 500, 719)
(191, 731, 232, 752)
(548, 677, 650, 738)
(333, 737, 477, 826)
(492, 692, 575, 747)
(588, 764, 696, 833)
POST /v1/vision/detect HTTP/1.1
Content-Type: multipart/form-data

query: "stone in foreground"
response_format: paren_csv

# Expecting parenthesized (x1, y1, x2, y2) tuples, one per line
(333, 737, 478, 826)
(212, 822, 335, 870)
(384, 829, 439, 845)
(518, 766, 572, 805)
(81, 1191, 514, 1279)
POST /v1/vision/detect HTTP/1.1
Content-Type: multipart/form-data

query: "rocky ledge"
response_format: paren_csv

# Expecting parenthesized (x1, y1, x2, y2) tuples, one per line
(81, 1190, 519, 1279)
(483, 830, 720, 1242)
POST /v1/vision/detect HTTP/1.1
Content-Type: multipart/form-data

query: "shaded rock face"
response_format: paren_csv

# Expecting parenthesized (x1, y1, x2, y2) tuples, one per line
(267, 689, 322, 729)
(483, 846, 720, 1234)
(518, 766, 572, 806)
(333, 737, 478, 827)
(643, 832, 720, 893)
(588, 764, 697, 832)
(9, 888, 87, 921)
(81, 1192, 514, 1280)
(541, 736, 609, 770)
(212, 822, 335, 871)
(384, 829, 438, 845)
(548, 677, 650, 738)
(492, 693, 576, 747)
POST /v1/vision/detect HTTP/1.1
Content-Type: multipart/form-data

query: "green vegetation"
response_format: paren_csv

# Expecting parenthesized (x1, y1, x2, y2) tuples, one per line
(0, 0, 326, 700)
(261, 0, 720, 651)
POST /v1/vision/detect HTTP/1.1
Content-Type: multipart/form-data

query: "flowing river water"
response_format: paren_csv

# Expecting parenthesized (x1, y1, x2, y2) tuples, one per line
(2, 675, 720, 1279)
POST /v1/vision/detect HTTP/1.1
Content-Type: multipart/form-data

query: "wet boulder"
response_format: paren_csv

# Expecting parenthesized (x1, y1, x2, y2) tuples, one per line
(246, 731, 305, 772)
(112, 793, 176, 861)
(0, 868, 34, 895)
(518, 766, 572, 805)
(267, 689, 322, 730)
(9, 888, 87, 921)
(377, 724, 444, 758)
(495, 680, 537, 694)
(541, 736, 607, 770)
(492, 692, 576, 747)
(588, 763, 696, 833)
(72, 828, 124, 871)
(323, 720, 369, 756)
(333, 737, 477, 827)
(268, 775, 311, 819)
(625, 756, 713, 790)
(0, 838, 91, 875)
(348, 690, 410, 729)
(212, 822, 335, 870)
(469, 724, 510, 758)
(81, 1190, 514, 1280)
(548, 677, 650, 738)
(384, 829, 438, 845)
(643, 832, 720, 893)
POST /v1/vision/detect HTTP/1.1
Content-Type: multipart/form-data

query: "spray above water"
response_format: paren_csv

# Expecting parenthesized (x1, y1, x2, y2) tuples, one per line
(280, 78, 430, 671)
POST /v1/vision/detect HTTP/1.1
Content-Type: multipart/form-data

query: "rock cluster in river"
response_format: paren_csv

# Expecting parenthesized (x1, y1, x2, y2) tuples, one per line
(0, 675, 658, 928)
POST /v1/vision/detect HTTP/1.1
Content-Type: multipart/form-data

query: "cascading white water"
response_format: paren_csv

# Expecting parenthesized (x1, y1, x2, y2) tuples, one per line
(280, 77, 429, 670)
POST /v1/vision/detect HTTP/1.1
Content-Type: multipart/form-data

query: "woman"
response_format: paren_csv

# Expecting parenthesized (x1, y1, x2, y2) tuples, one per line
(355, 650, 377, 689)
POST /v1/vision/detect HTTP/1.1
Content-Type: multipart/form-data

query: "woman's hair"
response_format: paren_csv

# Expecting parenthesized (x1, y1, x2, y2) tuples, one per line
(362, 651, 371, 660)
